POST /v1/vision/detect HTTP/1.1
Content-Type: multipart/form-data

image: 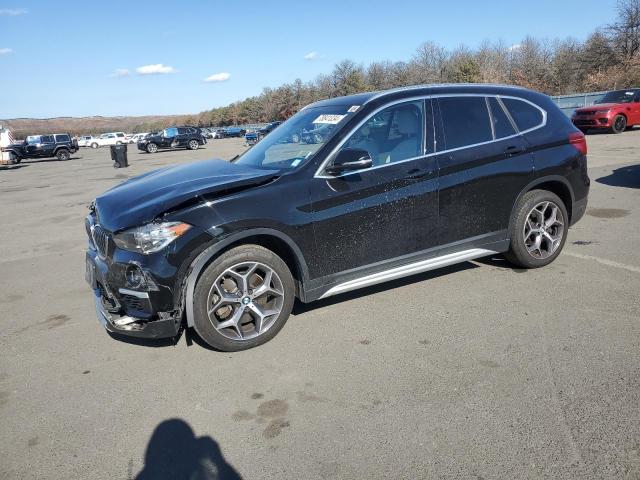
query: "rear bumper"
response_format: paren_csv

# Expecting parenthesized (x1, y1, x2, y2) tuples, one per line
(571, 196, 588, 226)
(93, 288, 181, 339)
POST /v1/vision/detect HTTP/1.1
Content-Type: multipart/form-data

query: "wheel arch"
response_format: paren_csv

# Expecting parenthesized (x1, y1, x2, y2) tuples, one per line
(182, 228, 310, 328)
(508, 176, 575, 234)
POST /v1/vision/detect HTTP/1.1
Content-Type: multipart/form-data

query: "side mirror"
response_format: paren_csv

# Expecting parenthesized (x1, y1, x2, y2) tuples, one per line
(325, 148, 373, 175)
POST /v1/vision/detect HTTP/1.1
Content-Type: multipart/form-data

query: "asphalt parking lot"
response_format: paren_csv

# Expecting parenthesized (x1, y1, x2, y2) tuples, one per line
(1, 132, 639, 479)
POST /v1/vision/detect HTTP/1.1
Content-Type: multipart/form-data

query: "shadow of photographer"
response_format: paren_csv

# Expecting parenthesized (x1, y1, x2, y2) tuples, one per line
(135, 418, 242, 480)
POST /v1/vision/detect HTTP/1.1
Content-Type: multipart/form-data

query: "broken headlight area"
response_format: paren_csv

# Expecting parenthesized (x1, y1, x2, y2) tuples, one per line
(113, 222, 191, 254)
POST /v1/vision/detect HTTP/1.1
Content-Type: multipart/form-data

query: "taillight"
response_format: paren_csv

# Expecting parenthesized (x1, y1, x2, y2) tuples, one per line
(569, 131, 587, 155)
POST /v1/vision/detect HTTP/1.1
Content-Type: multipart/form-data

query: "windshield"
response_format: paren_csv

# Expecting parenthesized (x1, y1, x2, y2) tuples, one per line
(235, 105, 353, 170)
(596, 90, 637, 104)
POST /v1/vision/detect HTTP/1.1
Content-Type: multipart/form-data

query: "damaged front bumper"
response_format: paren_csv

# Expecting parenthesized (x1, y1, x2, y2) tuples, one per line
(86, 245, 183, 339)
(93, 287, 181, 338)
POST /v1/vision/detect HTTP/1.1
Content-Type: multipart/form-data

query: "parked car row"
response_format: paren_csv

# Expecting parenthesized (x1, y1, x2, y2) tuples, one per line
(245, 121, 282, 145)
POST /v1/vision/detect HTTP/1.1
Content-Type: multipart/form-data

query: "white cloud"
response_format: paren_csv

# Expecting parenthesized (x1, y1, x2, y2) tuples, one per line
(204, 72, 231, 82)
(0, 48, 12, 55)
(109, 68, 130, 78)
(135, 63, 176, 75)
(304, 51, 318, 60)
(508, 43, 522, 52)
(0, 8, 27, 16)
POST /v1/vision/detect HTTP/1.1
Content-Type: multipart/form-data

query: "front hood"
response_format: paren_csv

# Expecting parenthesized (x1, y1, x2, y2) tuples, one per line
(94, 159, 279, 232)
(575, 103, 617, 112)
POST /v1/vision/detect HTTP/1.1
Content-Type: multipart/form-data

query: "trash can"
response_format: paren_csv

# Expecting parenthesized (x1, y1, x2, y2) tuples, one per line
(110, 143, 128, 168)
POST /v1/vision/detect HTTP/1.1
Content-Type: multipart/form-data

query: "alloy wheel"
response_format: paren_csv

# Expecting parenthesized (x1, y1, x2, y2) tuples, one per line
(206, 262, 284, 341)
(523, 201, 565, 259)
(614, 116, 626, 133)
(189, 140, 198, 150)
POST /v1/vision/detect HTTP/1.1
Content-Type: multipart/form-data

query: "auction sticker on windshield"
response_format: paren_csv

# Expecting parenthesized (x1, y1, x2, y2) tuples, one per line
(313, 114, 346, 124)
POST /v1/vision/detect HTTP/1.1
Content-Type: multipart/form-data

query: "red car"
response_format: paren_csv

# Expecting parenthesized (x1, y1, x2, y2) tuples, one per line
(572, 88, 640, 134)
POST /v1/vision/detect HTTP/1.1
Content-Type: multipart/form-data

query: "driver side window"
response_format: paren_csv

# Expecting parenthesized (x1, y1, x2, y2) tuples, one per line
(343, 101, 424, 166)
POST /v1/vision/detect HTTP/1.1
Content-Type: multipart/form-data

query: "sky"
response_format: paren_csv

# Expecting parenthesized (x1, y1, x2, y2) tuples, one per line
(0, 0, 619, 118)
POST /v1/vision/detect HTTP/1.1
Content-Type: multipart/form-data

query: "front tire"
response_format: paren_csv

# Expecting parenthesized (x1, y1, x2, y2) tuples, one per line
(56, 149, 70, 161)
(91, 143, 98, 149)
(611, 114, 627, 134)
(146, 143, 158, 154)
(193, 245, 295, 351)
(504, 189, 568, 269)
(187, 139, 199, 150)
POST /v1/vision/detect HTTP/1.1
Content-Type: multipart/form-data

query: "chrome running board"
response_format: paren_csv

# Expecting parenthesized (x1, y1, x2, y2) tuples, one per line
(319, 248, 496, 299)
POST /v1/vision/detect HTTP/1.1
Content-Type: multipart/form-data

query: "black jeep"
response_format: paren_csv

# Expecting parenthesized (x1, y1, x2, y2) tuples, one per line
(2, 133, 79, 163)
(137, 126, 207, 154)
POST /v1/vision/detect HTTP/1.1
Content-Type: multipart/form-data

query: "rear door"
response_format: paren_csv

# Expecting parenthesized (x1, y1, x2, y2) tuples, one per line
(177, 127, 189, 146)
(39, 135, 56, 157)
(631, 91, 640, 125)
(434, 95, 533, 245)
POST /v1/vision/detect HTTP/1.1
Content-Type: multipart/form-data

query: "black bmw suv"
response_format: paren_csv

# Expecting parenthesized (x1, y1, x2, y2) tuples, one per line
(137, 126, 206, 153)
(86, 84, 589, 351)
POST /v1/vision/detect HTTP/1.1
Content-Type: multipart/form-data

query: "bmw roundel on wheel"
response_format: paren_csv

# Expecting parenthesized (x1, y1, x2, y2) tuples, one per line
(86, 84, 589, 351)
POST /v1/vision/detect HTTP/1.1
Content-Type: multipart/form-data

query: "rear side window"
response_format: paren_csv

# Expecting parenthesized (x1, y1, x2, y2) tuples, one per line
(438, 96, 492, 150)
(178, 127, 188, 134)
(501, 98, 543, 132)
(41, 135, 54, 143)
(116, 133, 125, 138)
(55, 134, 70, 142)
(487, 98, 516, 139)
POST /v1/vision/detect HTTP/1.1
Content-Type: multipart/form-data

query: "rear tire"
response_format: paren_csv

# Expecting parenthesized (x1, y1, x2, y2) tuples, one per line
(91, 143, 98, 149)
(193, 245, 295, 351)
(187, 139, 199, 150)
(56, 149, 70, 161)
(504, 189, 568, 269)
(611, 114, 627, 134)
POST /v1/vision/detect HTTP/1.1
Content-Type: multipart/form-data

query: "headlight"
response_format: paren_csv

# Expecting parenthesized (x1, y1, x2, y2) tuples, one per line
(113, 222, 191, 254)
(594, 110, 611, 115)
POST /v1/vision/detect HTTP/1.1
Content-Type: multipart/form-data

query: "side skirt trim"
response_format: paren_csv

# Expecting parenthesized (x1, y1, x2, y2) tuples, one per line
(318, 248, 496, 299)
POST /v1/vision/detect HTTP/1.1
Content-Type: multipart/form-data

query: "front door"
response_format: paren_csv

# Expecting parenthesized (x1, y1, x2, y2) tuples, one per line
(310, 99, 438, 281)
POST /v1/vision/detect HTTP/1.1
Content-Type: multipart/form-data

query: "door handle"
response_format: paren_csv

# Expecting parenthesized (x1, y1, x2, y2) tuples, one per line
(406, 168, 432, 180)
(504, 145, 525, 156)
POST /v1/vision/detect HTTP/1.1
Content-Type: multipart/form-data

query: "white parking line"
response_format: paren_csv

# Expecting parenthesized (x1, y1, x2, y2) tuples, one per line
(564, 250, 640, 274)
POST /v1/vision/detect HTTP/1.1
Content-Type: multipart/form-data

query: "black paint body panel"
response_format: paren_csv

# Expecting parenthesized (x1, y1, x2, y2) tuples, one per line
(86, 84, 589, 337)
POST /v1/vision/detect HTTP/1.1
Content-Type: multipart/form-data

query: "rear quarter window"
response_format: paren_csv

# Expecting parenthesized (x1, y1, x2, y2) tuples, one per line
(501, 98, 544, 132)
(55, 134, 70, 142)
(438, 96, 493, 150)
(487, 97, 516, 139)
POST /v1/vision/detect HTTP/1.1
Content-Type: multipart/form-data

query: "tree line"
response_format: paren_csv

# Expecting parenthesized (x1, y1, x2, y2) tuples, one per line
(188, 0, 639, 128)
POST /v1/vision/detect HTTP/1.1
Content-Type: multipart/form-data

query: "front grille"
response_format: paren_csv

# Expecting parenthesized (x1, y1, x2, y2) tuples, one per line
(92, 225, 109, 258)
(121, 294, 146, 311)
